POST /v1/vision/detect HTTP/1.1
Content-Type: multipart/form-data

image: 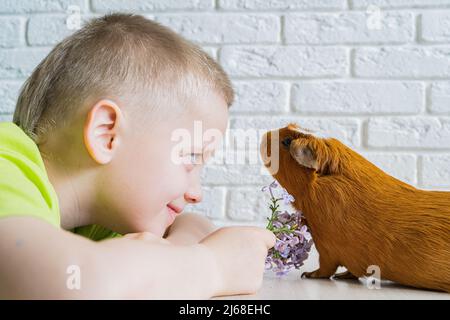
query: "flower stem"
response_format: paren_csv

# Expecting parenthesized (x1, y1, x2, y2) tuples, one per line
(266, 197, 280, 231)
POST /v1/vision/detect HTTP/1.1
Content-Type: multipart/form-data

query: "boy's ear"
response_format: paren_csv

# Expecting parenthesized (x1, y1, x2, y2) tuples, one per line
(83, 99, 123, 164)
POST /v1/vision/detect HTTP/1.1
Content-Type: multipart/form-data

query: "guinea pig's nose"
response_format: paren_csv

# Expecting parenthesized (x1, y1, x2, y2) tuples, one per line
(282, 137, 292, 148)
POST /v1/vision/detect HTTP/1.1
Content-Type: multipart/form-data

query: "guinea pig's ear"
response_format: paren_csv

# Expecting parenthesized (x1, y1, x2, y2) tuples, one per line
(289, 140, 320, 171)
(289, 137, 342, 176)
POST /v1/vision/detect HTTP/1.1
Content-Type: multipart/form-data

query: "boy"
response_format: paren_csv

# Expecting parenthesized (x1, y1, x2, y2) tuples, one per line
(0, 13, 275, 299)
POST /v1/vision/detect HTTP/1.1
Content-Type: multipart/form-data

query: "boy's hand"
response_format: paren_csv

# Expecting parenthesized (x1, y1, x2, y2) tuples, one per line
(199, 226, 276, 297)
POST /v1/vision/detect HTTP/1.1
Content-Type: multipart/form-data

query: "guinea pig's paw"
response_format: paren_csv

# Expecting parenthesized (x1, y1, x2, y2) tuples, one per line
(332, 270, 359, 280)
(289, 142, 320, 171)
(301, 269, 332, 279)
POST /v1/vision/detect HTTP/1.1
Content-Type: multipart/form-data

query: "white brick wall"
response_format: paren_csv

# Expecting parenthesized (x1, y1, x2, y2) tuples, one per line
(1, 0, 450, 230)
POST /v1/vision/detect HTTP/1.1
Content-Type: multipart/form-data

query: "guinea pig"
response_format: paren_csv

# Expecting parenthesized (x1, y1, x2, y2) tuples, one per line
(260, 123, 450, 293)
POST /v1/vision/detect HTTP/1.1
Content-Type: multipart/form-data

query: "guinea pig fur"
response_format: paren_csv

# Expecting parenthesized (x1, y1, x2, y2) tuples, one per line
(260, 123, 450, 293)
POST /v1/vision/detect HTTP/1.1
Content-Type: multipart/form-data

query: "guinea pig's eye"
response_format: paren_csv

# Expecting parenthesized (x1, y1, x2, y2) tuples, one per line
(282, 137, 293, 149)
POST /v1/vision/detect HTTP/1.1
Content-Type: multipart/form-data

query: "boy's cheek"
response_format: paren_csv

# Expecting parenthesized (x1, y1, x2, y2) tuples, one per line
(165, 166, 190, 191)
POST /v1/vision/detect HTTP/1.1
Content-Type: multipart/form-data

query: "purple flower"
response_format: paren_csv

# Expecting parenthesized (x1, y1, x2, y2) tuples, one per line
(277, 211, 291, 224)
(281, 189, 295, 204)
(299, 225, 312, 241)
(274, 239, 288, 252)
(287, 235, 300, 246)
(272, 221, 283, 229)
(262, 180, 279, 199)
(262, 180, 314, 276)
(261, 181, 278, 193)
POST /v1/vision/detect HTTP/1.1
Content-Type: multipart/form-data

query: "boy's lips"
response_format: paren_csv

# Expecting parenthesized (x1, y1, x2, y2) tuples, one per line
(166, 204, 183, 226)
(167, 204, 183, 214)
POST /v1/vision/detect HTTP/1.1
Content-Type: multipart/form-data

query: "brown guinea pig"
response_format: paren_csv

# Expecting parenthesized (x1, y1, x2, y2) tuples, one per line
(260, 123, 450, 293)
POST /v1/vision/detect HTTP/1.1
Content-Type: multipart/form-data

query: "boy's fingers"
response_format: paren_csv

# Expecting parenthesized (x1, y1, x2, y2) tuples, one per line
(262, 229, 277, 248)
(240, 226, 276, 248)
(245, 227, 276, 248)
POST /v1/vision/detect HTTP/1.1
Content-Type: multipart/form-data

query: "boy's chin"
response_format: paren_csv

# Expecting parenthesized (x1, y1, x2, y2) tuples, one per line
(121, 207, 173, 237)
(136, 211, 172, 237)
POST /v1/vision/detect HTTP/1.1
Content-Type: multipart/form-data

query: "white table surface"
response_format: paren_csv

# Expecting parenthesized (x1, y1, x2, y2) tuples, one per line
(214, 270, 450, 300)
(213, 247, 450, 300)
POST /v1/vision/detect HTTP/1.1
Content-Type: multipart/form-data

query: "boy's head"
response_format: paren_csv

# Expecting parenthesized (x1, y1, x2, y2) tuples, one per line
(13, 13, 233, 236)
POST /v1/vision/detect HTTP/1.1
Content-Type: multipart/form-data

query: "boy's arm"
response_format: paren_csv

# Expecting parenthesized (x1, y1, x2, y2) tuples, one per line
(164, 213, 218, 246)
(0, 216, 219, 299)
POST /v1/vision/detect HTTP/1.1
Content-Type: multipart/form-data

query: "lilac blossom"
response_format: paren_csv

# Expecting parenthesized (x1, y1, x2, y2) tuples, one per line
(262, 180, 313, 276)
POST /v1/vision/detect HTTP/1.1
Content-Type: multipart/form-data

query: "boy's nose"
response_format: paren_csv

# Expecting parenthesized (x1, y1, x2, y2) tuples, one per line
(185, 189, 202, 204)
(185, 171, 203, 203)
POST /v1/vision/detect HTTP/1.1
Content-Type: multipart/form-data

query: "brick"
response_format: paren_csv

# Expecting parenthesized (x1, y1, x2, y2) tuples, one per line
(156, 14, 279, 44)
(206, 142, 261, 165)
(27, 15, 74, 46)
(367, 117, 450, 148)
(201, 47, 217, 60)
(354, 47, 450, 78)
(230, 116, 361, 148)
(421, 11, 450, 43)
(351, 0, 450, 9)
(0, 81, 22, 114)
(219, 0, 346, 10)
(360, 152, 417, 185)
(421, 155, 450, 188)
(221, 46, 348, 77)
(201, 162, 273, 186)
(285, 12, 413, 44)
(0, 48, 50, 79)
(27, 15, 97, 46)
(0, 18, 24, 48)
(212, 219, 266, 228)
(430, 82, 450, 114)
(91, 0, 214, 12)
(292, 81, 423, 114)
(0, 0, 87, 13)
(184, 187, 226, 219)
(230, 81, 289, 113)
(227, 187, 270, 222)
(200, 142, 272, 184)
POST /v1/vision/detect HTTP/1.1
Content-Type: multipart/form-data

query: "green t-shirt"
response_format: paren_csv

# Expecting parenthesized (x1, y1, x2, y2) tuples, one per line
(0, 122, 120, 241)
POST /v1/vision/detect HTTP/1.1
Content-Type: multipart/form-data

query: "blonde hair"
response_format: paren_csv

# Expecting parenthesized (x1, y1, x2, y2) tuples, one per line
(13, 13, 234, 144)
